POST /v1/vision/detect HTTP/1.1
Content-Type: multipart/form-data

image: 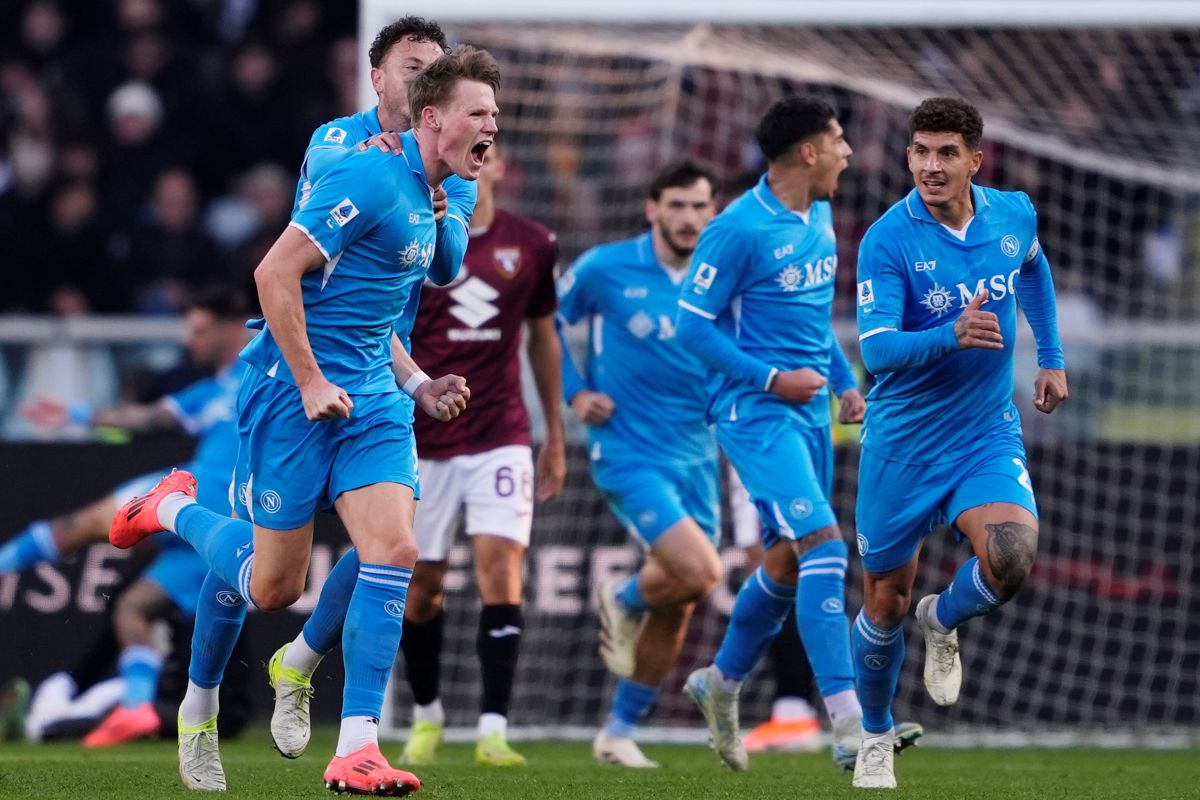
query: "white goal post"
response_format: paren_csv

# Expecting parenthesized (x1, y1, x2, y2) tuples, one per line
(362, 0, 1200, 748)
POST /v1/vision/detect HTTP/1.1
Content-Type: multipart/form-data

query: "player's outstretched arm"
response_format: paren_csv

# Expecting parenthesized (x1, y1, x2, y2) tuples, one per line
(23, 397, 179, 434)
(255, 227, 352, 421)
(527, 314, 567, 501)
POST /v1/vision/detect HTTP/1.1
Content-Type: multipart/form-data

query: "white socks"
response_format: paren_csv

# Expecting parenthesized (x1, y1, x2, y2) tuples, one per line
(714, 665, 743, 693)
(156, 492, 197, 532)
(180, 681, 220, 727)
(823, 688, 863, 723)
(282, 635, 324, 678)
(478, 712, 507, 738)
(414, 699, 445, 726)
(336, 716, 379, 757)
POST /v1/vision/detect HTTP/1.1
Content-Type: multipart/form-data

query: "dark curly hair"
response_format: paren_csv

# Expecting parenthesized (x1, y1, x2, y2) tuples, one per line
(368, 16, 449, 68)
(908, 97, 984, 151)
(755, 96, 838, 162)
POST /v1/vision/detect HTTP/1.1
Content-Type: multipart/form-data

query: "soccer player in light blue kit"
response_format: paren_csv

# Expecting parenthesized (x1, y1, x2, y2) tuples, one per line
(559, 160, 722, 768)
(2, 288, 250, 746)
(677, 96, 869, 772)
(109, 47, 498, 795)
(137, 19, 477, 781)
(850, 97, 1068, 789)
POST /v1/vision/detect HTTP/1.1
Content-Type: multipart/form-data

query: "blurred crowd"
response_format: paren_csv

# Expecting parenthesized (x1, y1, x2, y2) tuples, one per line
(0, 0, 358, 315)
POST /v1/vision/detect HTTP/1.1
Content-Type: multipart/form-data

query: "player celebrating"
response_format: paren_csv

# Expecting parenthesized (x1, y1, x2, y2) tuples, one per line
(677, 96, 866, 771)
(270, 141, 563, 769)
(559, 159, 722, 768)
(6, 287, 248, 747)
(108, 47, 498, 795)
(850, 97, 1067, 790)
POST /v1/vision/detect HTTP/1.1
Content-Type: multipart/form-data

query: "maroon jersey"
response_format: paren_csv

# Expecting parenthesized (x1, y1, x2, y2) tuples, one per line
(411, 208, 558, 459)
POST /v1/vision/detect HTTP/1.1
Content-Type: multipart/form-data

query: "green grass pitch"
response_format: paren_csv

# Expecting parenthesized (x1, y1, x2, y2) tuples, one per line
(0, 728, 1196, 799)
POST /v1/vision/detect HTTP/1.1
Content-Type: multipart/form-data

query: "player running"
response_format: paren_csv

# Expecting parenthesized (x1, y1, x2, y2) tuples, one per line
(558, 159, 722, 768)
(3, 287, 249, 747)
(108, 47, 497, 795)
(676, 96, 867, 772)
(850, 96, 1067, 790)
(270, 140, 563, 769)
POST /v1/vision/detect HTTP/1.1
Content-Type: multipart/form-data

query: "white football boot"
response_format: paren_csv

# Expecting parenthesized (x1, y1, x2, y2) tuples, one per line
(916, 595, 962, 706)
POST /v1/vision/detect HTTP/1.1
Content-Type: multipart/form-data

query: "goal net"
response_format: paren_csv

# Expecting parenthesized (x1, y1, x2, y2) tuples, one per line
(365, 5, 1200, 744)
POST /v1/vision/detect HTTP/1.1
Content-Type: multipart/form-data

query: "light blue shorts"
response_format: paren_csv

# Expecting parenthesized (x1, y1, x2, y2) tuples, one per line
(231, 366, 419, 530)
(718, 414, 837, 549)
(590, 458, 719, 549)
(855, 436, 1038, 574)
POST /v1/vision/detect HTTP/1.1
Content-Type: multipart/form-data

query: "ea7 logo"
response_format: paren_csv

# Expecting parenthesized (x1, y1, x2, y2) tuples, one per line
(773, 243, 794, 260)
(915, 260, 936, 272)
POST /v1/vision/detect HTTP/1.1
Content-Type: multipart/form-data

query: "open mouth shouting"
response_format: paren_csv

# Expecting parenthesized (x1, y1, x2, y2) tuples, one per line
(470, 138, 493, 169)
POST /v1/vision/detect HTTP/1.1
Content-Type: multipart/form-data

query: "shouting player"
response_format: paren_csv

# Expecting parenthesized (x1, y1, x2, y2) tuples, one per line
(559, 159, 721, 768)
(850, 96, 1067, 789)
(5, 287, 249, 747)
(108, 47, 497, 795)
(677, 97, 867, 771)
(271, 141, 563, 768)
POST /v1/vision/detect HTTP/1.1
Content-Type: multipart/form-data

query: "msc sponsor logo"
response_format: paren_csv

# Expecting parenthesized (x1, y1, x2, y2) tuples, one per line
(399, 239, 435, 269)
(777, 255, 836, 292)
(627, 311, 654, 339)
(955, 269, 1021, 305)
(921, 284, 955, 316)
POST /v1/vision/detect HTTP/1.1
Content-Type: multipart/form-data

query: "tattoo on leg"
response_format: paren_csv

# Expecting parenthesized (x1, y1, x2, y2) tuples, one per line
(984, 522, 1037, 599)
(793, 526, 839, 558)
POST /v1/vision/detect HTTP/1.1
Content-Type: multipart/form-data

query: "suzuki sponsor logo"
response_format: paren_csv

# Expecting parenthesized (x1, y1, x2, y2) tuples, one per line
(448, 276, 500, 328)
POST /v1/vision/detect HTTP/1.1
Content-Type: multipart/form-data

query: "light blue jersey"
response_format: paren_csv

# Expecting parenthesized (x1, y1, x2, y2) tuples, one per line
(856, 185, 1058, 465)
(295, 106, 476, 252)
(677, 173, 839, 428)
(558, 233, 714, 467)
(241, 130, 438, 395)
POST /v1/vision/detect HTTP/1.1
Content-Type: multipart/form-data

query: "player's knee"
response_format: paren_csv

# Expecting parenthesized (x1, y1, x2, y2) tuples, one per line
(865, 580, 911, 628)
(984, 521, 1038, 600)
(368, 537, 420, 569)
(249, 578, 304, 612)
(404, 577, 444, 623)
(671, 548, 721, 601)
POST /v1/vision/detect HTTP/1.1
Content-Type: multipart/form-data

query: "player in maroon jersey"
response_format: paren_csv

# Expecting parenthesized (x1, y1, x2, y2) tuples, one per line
(396, 142, 565, 767)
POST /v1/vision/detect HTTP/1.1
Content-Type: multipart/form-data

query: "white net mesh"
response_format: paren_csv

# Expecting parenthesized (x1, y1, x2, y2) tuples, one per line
(380, 21, 1200, 740)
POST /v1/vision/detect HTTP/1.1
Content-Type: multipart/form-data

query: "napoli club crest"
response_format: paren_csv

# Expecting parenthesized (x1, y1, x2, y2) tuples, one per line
(494, 248, 521, 279)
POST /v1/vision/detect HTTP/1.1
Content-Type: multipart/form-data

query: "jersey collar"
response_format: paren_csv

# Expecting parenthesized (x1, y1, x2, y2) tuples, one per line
(363, 106, 383, 136)
(750, 173, 785, 217)
(397, 129, 429, 188)
(904, 183, 991, 225)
